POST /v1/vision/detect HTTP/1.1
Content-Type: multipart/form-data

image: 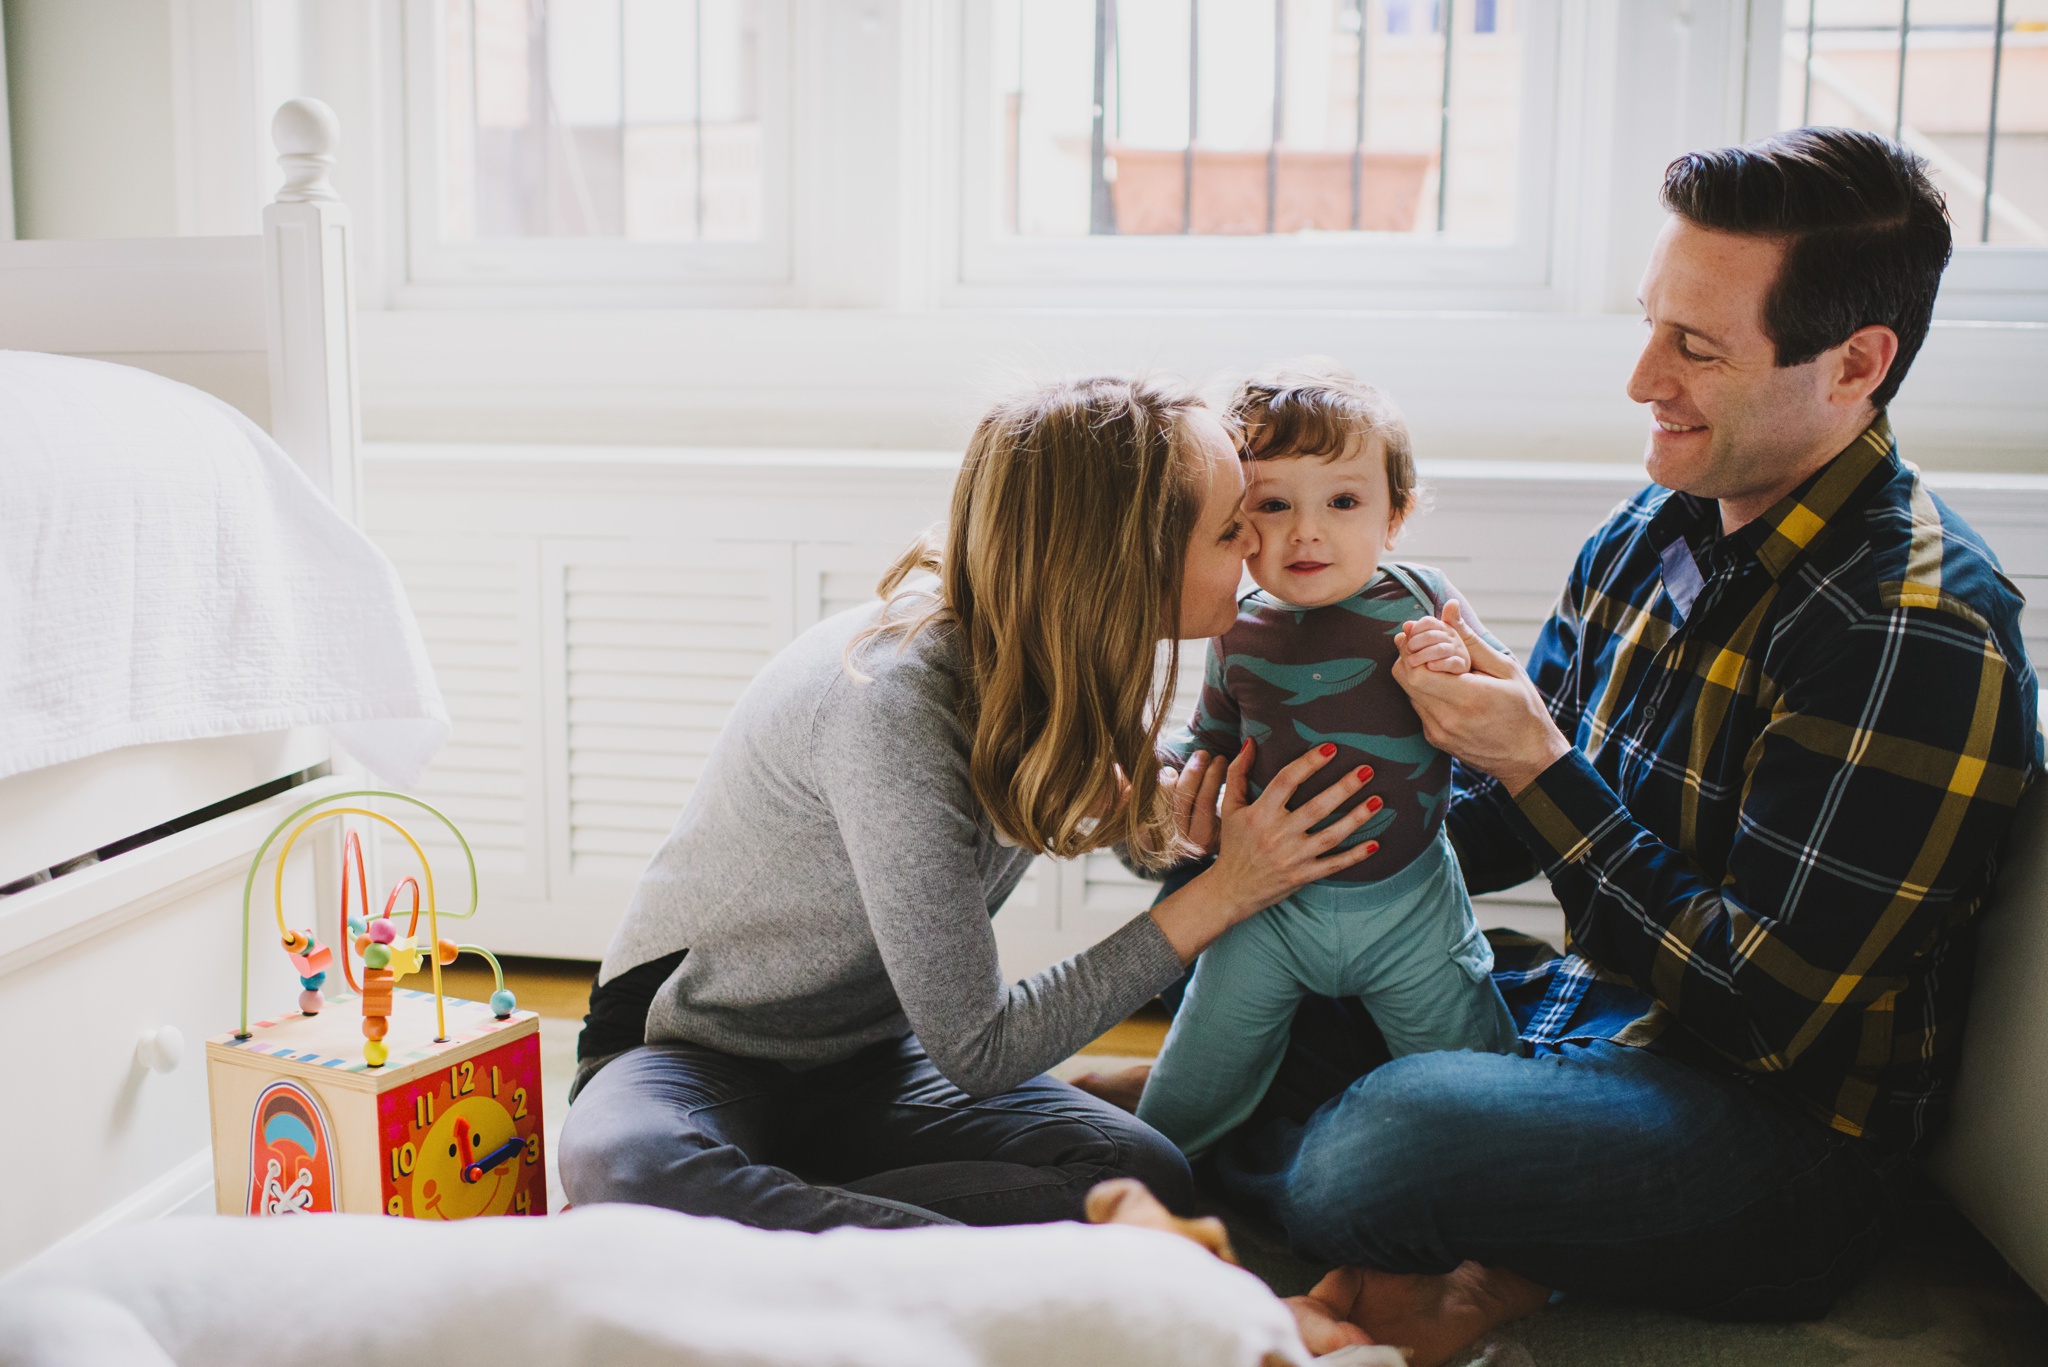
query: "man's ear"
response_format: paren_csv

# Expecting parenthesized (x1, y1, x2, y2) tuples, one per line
(1831, 324, 1899, 409)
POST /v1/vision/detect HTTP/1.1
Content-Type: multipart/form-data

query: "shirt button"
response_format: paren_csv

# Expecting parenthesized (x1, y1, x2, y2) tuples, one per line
(1644, 704, 1658, 722)
(1312, 673, 1322, 680)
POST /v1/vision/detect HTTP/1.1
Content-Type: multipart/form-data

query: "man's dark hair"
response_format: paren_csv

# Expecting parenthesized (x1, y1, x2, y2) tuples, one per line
(1660, 127, 1951, 410)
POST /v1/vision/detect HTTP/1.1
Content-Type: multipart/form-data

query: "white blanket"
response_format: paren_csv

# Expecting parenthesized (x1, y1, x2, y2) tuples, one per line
(0, 1206, 1314, 1367)
(0, 352, 446, 787)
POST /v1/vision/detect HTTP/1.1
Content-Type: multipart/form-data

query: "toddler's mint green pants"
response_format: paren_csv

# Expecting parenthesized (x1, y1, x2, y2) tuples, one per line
(1137, 832, 1519, 1157)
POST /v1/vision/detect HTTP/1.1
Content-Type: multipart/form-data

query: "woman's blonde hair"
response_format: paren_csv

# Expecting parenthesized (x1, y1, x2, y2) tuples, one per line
(858, 375, 1219, 870)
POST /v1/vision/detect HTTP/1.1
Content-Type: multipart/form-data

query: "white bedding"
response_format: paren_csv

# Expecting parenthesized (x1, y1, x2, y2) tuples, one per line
(0, 352, 446, 787)
(0, 1205, 1313, 1367)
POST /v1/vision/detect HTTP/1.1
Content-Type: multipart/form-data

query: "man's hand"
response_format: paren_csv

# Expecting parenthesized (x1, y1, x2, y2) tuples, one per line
(1393, 601, 1573, 796)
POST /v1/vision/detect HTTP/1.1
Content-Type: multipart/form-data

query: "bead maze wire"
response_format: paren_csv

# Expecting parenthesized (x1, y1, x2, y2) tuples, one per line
(238, 790, 480, 1050)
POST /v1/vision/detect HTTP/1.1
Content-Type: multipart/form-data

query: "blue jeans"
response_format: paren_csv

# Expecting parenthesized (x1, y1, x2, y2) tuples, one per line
(560, 1034, 1191, 1231)
(1212, 1039, 1899, 1318)
(1155, 863, 1900, 1319)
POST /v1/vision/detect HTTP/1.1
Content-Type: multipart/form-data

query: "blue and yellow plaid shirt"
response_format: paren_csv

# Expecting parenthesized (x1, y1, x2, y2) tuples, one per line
(1453, 417, 2042, 1151)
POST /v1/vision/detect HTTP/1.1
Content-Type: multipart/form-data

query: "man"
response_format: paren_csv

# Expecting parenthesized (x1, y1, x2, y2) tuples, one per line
(1191, 128, 2041, 1364)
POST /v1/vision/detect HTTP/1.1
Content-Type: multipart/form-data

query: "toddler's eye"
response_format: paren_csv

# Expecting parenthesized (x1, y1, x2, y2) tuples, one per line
(1254, 499, 1289, 514)
(1330, 495, 1359, 510)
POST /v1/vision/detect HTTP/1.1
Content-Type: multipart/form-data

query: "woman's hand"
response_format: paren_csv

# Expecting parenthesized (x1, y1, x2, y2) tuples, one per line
(1161, 750, 1229, 856)
(1206, 740, 1381, 917)
(1148, 741, 1381, 963)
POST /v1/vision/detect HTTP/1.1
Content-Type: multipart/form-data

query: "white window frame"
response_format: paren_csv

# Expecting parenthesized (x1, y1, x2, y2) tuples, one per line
(393, 0, 796, 307)
(935, 0, 1576, 311)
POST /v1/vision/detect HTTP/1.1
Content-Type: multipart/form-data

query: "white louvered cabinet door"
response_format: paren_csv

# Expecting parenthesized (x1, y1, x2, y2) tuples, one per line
(540, 539, 796, 956)
(375, 534, 547, 913)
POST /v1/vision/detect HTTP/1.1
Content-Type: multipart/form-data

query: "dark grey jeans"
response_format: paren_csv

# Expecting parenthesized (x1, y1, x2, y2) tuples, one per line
(559, 1035, 1192, 1231)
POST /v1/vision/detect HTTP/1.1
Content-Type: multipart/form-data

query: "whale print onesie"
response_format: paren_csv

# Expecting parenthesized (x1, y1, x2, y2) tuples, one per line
(1137, 561, 1519, 1157)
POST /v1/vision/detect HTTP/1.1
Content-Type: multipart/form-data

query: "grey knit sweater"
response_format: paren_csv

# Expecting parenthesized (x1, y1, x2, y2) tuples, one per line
(600, 601, 1188, 1097)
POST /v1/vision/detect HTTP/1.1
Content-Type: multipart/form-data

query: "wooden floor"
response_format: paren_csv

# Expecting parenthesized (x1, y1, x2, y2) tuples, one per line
(447, 957, 1170, 1060)
(438, 956, 596, 1022)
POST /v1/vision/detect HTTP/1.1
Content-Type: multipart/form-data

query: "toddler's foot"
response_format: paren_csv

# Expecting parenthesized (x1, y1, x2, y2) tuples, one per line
(1084, 1178, 1236, 1264)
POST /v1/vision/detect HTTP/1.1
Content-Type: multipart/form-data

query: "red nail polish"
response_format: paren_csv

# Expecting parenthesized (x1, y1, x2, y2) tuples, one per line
(1356, 767, 1371, 782)
(1319, 742, 1337, 758)
(1366, 796, 1382, 813)
(1364, 841, 1380, 855)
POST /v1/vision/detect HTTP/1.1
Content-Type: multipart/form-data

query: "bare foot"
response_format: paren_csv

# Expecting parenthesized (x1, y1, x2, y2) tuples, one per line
(1069, 1062, 1152, 1113)
(1300, 1260, 1549, 1367)
(1084, 1177, 1238, 1265)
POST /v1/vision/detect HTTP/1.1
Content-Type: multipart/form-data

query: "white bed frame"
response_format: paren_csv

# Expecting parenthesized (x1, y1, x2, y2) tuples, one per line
(0, 101, 363, 1271)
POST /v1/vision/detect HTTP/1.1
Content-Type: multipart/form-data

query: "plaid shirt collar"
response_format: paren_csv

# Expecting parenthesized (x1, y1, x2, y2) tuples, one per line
(1648, 413, 1899, 586)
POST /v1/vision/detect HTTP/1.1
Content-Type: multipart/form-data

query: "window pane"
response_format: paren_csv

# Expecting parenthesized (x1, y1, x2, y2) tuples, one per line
(442, 0, 762, 241)
(991, 0, 1523, 240)
(1777, 0, 2048, 246)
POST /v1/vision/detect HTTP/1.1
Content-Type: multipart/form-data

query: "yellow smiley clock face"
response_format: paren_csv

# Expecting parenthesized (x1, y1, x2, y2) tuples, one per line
(378, 1032, 545, 1220)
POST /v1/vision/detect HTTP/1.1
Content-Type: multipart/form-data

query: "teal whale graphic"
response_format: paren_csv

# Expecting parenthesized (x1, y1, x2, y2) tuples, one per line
(1293, 720, 1441, 780)
(1226, 656, 1377, 705)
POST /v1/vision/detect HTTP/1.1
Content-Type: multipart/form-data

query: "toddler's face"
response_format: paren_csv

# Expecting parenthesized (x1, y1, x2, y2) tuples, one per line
(1242, 438, 1403, 609)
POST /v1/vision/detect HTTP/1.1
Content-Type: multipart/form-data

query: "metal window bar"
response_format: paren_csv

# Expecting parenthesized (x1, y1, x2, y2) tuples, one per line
(1983, 0, 2006, 244)
(1801, 0, 1816, 123)
(1268, 0, 1287, 234)
(694, 0, 706, 240)
(1090, 0, 1116, 234)
(1436, 0, 1455, 233)
(1013, 5, 1026, 235)
(1183, 0, 1198, 234)
(1893, 0, 1910, 143)
(1350, 0, 1368, 230)
(616, 1, 627, 234)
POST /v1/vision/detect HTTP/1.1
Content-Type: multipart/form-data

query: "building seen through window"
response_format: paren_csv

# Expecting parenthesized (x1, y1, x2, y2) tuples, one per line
(439, 0, 763, 242)
(1782, 0, 2046, 246)
(993, 0, 1521, 240)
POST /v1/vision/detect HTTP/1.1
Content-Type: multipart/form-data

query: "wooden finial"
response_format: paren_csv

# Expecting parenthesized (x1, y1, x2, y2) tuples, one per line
(272, 98, 341, 204)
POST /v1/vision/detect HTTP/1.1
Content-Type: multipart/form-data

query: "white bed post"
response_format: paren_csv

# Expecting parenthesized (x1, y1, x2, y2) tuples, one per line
(263, 98, 363, 526)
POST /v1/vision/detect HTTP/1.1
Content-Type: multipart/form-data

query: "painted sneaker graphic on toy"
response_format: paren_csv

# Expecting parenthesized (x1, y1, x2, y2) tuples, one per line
(247, 1080, 337, 1215)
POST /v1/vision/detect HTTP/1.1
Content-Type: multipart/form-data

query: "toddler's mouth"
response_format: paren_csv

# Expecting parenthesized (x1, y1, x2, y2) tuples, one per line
(1285, 560, 1330, 573)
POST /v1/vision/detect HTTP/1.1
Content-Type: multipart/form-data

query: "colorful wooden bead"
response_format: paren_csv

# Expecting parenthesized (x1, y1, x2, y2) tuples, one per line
(299, 972, 327, 991)
(289, 944, 332, 978)
(438, 940, 460, 965)
(298, 989, 324, 1015)
(363, 942, 391, 970)
(363, 1040, 389, 1067)
(361, 1015, 388, 1041)
(282, 929, 311, 954)
(367, 918, 397, 945)
(347, 915, 367, 937)
(489, 989, 517, 1019)
(354, 933, 371, 955)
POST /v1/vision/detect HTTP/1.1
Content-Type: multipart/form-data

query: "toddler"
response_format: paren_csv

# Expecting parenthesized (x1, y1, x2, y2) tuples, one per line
(1137, 363, 1518, 1157)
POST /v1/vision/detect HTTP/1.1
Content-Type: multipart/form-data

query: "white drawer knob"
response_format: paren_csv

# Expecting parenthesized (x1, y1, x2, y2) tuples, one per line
(136, 1026, 185, 1074)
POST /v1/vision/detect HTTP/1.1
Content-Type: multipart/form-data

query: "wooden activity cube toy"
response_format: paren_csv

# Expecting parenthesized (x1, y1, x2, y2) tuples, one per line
(204, 791, 547, 1221)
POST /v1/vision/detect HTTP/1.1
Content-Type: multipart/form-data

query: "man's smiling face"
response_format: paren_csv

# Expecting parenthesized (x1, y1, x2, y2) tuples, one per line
(1626, 216, 1864, 530)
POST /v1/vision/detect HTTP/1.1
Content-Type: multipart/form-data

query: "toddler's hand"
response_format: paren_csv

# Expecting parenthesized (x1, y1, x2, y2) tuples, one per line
(1397, 614, 1471, 675)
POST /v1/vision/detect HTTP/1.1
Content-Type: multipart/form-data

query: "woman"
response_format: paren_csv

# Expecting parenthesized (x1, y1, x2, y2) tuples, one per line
(559, 376, 1384, 1230)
